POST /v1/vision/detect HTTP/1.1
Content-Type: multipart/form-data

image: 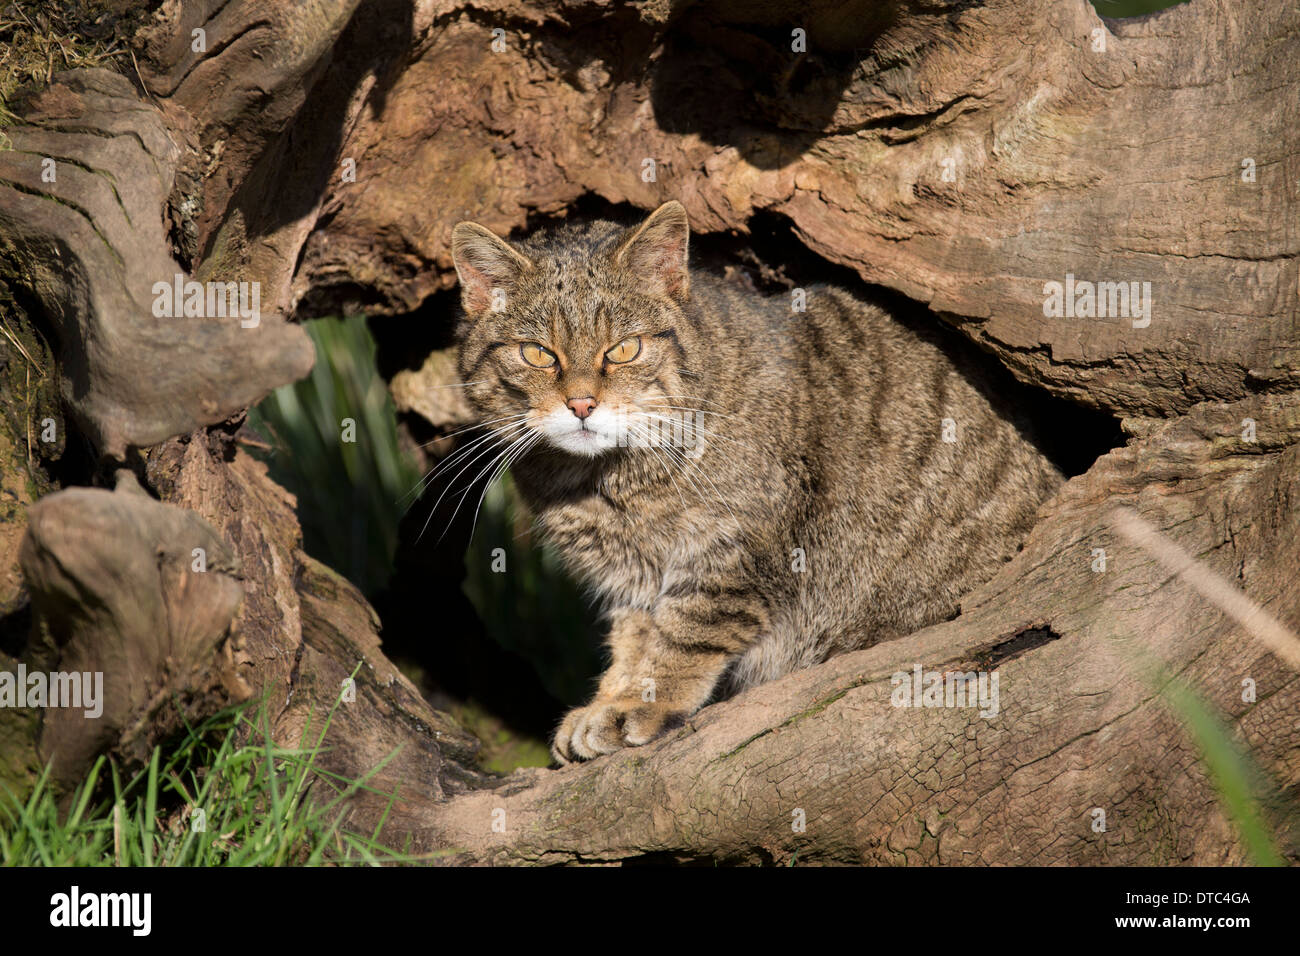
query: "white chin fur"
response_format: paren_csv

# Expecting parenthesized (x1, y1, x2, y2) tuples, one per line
(540, 406, 625, 457)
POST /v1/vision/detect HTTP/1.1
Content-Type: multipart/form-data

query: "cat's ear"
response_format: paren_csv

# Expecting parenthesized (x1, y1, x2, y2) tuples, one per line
(451, 222, 534, 315)
(616, 200, 690, 299)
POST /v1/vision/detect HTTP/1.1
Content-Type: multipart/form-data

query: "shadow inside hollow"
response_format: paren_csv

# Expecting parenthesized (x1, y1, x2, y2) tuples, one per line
(215, 0, 416, 263)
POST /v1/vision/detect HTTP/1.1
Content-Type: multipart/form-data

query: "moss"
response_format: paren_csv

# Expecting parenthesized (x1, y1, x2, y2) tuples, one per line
(452, 702, 552, 774)
(715, 684, 856, 761)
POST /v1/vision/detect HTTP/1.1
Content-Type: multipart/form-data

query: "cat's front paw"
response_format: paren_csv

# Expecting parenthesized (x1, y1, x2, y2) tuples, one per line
(551, 700, 687, 764)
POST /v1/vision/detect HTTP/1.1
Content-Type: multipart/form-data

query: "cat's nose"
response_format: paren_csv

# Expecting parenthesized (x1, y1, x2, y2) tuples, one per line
(566, 396, 597, 420)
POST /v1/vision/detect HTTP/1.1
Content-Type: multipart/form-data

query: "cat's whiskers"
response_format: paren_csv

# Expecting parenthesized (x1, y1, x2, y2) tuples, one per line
(443, 425, 543, 547)
(416, 412, 531, 449)
(403, 415, 531, 506)
(467, 428, 546, 544)
(627, 413, 742, 531)
(632, 430, 708, 520)
(623, 419, 690, 511)
(422, 429, 524, 544)
(643, 406, 763, 455)
(428, 418, 532, 499)
(407, 414, 531, 497)
(414, 419, 535, 541)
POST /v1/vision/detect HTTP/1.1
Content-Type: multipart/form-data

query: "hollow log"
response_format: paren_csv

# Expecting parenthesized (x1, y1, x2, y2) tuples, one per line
(0, 0, 1295, 863)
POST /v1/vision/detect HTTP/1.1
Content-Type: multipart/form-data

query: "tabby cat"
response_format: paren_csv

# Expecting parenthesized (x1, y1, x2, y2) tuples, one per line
(449, 201, 1062, 763)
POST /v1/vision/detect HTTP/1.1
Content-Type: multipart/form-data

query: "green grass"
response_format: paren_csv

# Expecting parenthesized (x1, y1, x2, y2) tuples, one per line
(1158, 676, 1288, 866)
(0, 685, 434, 866)
(249, 315, 423, 596)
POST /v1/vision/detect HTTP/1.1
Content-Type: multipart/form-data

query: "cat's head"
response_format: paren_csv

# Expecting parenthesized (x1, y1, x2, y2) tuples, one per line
(450, 201, 698, 459)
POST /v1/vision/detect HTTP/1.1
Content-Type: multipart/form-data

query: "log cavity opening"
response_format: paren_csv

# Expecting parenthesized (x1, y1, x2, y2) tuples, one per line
(0, 281, 98, 494)
(964, 621, 1063, 671)
(687, 201, 1128, 478)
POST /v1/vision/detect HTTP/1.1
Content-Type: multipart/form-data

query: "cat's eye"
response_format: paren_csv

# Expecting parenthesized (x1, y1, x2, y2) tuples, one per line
(605, 336, 641, 364)
(520, 342, 557, 368)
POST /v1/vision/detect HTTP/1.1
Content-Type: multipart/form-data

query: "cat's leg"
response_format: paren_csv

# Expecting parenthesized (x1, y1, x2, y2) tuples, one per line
(551, 587, 765, 763)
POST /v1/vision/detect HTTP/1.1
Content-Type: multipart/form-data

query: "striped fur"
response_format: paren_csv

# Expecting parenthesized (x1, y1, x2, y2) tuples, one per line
(450, 202, 1063, 763)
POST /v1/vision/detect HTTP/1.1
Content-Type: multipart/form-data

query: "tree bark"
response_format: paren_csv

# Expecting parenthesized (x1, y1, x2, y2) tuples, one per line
(0, 0, 1296, 863)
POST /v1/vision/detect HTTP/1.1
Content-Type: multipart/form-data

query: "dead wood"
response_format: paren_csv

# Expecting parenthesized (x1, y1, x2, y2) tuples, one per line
(0, 0, 1295, 864)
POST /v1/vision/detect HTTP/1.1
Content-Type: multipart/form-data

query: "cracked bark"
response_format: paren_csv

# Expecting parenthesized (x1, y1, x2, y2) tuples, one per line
(0, 0, 1296, 863)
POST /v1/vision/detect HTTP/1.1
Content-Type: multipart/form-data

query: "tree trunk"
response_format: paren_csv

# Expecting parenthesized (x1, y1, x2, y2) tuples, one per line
(0, 0, 1296, 863)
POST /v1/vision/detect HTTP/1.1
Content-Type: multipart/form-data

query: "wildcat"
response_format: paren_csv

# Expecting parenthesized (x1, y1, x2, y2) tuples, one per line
(449, 201, 1063, 763)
